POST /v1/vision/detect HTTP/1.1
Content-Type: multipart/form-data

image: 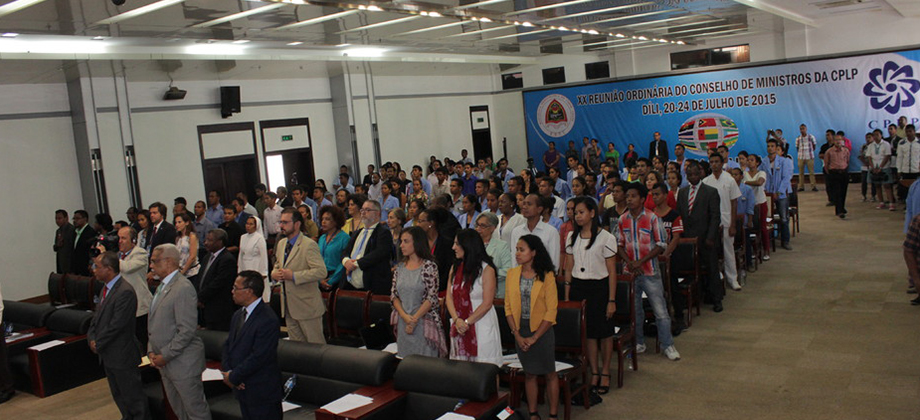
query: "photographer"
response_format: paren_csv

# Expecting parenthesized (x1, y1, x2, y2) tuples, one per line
(96, 227, 153, 348)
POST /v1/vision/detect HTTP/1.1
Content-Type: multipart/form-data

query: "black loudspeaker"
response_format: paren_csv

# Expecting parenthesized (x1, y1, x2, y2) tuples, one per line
(220, 86, 240, 118)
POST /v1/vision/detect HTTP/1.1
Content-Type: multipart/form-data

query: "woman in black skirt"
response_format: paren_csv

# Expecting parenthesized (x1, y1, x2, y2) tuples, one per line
(505, 235, 558, 420)
(562, 196, 618, 395)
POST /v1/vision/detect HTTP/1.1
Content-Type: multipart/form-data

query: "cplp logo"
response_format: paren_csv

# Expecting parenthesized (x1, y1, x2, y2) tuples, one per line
(536, 94, 576, 138)
(863, 61, 920, 114)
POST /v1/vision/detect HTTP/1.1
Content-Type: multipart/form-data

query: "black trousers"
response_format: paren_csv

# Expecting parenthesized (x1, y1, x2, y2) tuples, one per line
(104, 364, 150, 420)
(135, 315, 148, 351)
(827, 170, 849, 215)
(0, 337, 13, 394)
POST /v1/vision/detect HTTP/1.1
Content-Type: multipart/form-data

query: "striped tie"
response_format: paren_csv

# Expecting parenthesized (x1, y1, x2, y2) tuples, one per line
(688, 185, 697, 212)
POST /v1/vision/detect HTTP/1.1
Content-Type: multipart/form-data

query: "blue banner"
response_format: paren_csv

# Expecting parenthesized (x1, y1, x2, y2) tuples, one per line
(524, 49, 920, 173)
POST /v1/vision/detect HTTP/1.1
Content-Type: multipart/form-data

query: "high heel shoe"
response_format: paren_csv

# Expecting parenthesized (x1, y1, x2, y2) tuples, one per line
(597, 373, 611, 395)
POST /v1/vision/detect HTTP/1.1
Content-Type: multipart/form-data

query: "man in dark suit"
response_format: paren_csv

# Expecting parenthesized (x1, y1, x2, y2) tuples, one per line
(344, 200, 393, 295)
(221, 270, 282, 420)
(648, 131, 670, 162)
(199, 229, 239, 331)
(88, 251, 149, 420)
(146, 202, 177, 253)
(71, 209, 98, 276)
(54, 209, 75, 274)
(676, 161, 724, 313)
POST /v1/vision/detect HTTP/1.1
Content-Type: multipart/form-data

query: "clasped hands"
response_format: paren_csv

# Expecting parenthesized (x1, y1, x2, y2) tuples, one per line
(271, 268, 292, 282)
(402, 313, 419, 335)
(514, 332, 537, 352)
(453, 317, 471, 335)
(221, 371, 245, 390)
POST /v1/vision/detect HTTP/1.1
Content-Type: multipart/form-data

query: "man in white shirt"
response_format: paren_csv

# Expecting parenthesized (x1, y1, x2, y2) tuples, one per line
(432, 168, 450, 198)
(510, 194, 560, 271)
(703, 153, 742, 291)
(795, 124, 819, 191)
(539, 176, 566, 220)
(867, 130, 895, 209)
(897, 125, 920, 181)
(262, 192, 282, 237)
(367, 172, 383, 202)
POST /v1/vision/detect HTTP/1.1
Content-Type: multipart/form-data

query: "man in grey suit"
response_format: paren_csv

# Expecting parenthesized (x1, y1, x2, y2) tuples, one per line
(676, 161, 724, 313)
(147, 244, 211, 420)
(116, 227, 154, 349)
(88, 251, 149, 420)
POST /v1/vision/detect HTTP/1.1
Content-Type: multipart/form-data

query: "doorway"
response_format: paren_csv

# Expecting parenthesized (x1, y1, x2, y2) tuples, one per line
(469, 105, 493, 162)
(203, 156, 260, 206)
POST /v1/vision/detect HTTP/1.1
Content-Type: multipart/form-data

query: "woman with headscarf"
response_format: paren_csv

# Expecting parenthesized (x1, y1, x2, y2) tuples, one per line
(238, 215, 269, 302)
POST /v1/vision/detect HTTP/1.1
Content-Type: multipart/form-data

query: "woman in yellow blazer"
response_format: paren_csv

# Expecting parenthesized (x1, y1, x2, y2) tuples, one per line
(505, 234, 559, 420)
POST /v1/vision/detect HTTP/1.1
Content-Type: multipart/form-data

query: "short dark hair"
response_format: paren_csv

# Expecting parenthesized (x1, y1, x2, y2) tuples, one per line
(281, 207, 304, 228)
(255, 183, 267, 192)
(149, 202, 167, 216)
(238, 270, 264, 298)
(651, 182, 668, 194)
(174, 197, 187, 205)
(625, 182, 648, 199)
(208, 228, 229, 246)
(95, 213, 113, 231)
(709, 153, 723, 162)
(98, 251, 120, 274)
(56, 209, 68, 218)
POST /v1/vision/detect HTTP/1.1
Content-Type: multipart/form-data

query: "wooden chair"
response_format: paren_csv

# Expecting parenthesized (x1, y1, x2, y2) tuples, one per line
(507, 300, 590, 420)
(367, 294, 393, 326)
(670, 238, 702, 327)
(612, 273, 637, 388)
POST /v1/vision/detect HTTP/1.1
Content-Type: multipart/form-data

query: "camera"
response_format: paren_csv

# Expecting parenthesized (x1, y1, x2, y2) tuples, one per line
(90, 233, 119, 257)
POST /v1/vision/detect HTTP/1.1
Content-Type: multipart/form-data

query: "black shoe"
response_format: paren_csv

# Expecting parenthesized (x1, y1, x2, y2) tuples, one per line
(826, 202, 834, 206)
(713, 303, 723, 313)
(672, 320, 687, 336)
(838, 213, 846, 219)
(911, 297, 920, 306)
(0, 389, 14, 404)
(781, 243, 793, 251)
(812, 186, 819, 192)
(797, 188, 804, 192)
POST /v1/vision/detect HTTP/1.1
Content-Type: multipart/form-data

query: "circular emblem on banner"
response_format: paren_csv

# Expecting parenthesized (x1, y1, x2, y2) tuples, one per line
(677, 113, 739, 156)
(536, 94, 576, 138)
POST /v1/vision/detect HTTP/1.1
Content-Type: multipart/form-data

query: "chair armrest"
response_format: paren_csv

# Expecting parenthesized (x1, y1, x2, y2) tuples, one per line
(27, 334, 105, 397)
(455, 392, 509, 419)
(5, 329, 52, 352)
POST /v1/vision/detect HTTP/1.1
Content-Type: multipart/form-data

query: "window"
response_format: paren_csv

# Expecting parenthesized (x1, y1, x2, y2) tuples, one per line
(670, 44, 750, 70)
(502, 72, 523, 90)
(585, 61, 610, 80)
(542, 67, 566, 85)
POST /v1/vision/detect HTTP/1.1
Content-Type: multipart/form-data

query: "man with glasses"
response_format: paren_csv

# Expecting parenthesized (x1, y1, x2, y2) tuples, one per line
(474, 212, 512, 298)
(344, 201, 393, 295)
(221, 270, 282, 420)
(271, 208, 327, 343)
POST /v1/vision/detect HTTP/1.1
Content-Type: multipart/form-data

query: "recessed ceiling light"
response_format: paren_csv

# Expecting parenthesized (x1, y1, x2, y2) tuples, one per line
(616, 33, 625, 38)
(336, 43, 351, 47)
(92, 36, 106, 40)
(677, 41, 685, 45)
(428, 11, 441, 17)
(286, 41, 303, 45)
(1, 32, 18, 37)
(638, 36, 647, 40)
(479, 17, 492, 22)
(232, 39, 250, 44)
(587, 29, 598, 34)
(366, 5, 382, 11)
(522, 21, 533, 27)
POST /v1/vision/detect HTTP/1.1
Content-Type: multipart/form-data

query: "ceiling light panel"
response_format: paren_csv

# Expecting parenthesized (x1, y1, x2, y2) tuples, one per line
(538, 2, 656, 23)
(191, 3, 285, 28)
(336, 15, 423, 34)
(276, 10, 360, 30)
(0, 0, 48, 19)
(95, 0, 186, 25)
(504, 0, 596, 17)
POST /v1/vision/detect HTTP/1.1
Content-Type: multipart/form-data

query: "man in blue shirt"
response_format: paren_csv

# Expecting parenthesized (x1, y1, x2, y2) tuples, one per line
(460, 162, 478, 196)
(407, 165, 432, 196)
(764, 139, 793, 250)
(206, 190, 224, 227)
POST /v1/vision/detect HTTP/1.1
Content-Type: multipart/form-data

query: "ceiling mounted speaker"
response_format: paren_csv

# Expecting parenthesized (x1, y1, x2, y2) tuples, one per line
(163, 86, 187, 100)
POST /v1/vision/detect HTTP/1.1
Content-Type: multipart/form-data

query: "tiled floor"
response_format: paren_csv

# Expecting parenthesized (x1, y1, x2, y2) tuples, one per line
(1, 184, 917, 419)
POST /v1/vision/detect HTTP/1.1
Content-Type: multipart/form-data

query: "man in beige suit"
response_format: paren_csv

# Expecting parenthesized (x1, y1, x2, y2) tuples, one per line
(116, 227, 154, 348)
(147, 244, 211, 420)
(271, 208, 327, 343)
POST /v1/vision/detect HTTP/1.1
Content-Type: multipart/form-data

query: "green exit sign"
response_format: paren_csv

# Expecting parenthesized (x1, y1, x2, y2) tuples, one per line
(281, 135, 294, 142)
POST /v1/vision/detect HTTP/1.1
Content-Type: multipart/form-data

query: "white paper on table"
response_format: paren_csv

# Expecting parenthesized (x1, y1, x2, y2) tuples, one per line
(201, 368, 224, 382)
(319, 393, 373, 414)
(641, 291, 648, 299)
(28, 340, 65, 351)
(382, 342, 398, 354)
(282, 401, 301, 412)
(677, 277, 686, 284)
(554, 361, 574, 372)
(5, 332, 33, 343)
(435, 413, 475, 420)
(502, 353, 522, 369)
(614, 326, 621, 334)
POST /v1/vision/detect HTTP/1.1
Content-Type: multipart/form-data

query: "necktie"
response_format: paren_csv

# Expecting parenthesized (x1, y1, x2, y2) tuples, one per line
(284, 240, 293, 264)
(151, 281, 166, 310)
(237, 308, 247, 334)
(689, 185, 697, 212)
(101, 286, 108, 303)
(152, 225, 158, 239)
(351, 229, 370, 259)
(202, 253, 218, 280)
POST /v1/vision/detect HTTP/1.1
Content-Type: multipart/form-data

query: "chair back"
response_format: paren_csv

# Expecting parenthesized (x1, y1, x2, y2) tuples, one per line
(196, 329, 228, 362)
(45, 309, 93, 335)
(368, 294, 392, 325)
(553, 300, 587, 355)
(670, 238, 700, 278)
(63, 274, 95, 309)
(613, 274, 636, 332)
(2, 300, 56, 330)
(332, 289, 370, 337)
(493, 298, 515, 351)
(47, 273, 67, 305)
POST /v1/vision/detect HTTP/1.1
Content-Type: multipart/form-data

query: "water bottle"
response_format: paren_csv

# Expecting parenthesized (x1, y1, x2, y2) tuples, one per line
(453, 399, 466, 411)
(283, 375, 297, 401)
(3, 322, 12, 338)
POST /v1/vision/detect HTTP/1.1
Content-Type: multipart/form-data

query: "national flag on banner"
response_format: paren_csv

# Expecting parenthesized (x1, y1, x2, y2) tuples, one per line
(720, 119, 736, 128)
(698, 118, 716, 127)
(679, 121, 695, 132)
(698, 128, 720, 140)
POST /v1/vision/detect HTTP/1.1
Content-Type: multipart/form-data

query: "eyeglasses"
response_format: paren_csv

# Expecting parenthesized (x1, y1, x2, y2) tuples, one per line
(232, 286, 251, 292)
(475, 223, 492, 229)
(360, 208, 379, 213)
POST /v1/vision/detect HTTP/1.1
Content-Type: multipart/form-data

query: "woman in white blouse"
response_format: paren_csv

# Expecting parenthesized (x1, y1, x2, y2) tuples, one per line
(238, 215, 270, 302)
(562, 196, 618, 396)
